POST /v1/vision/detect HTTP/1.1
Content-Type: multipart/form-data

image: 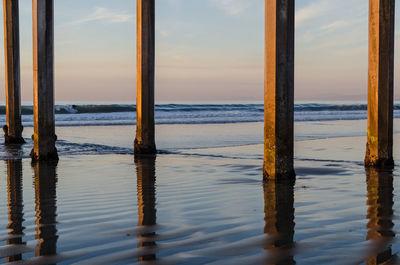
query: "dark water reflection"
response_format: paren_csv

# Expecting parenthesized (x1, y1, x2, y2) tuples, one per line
(2, 155, 400, 264)
(6, 160, 25, 262)
(33, 160, 58, 260)
(264, 179, 296, 265)
(365, 167, 396, 264)
(135, 156, 157, 262)
(4, 159, 59, 263)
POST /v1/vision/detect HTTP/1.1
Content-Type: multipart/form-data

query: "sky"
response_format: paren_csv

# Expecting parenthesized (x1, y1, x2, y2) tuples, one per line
(0, 0, 398, 103)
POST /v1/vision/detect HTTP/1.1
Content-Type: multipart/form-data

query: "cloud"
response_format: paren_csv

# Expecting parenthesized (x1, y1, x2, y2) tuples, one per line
(296, 0, 331, 28)
(320, 20, 350, 31)
(160, 30, 169, 38)
(71, 7, 133, 25)
(300, 31, 315, 43)
(208, 0, 250, 16)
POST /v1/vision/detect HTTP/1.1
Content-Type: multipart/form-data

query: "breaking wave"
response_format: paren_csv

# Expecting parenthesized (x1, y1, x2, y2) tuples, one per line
(0, 103, 397, 126)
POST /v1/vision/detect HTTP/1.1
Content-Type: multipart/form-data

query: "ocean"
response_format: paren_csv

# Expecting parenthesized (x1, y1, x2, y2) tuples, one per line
(3, 102, 399, 127)
(0, 102, 399, 264)
(0, 102, 391, 160)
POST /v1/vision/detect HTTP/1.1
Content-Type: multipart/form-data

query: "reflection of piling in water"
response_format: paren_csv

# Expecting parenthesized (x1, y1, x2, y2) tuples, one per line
(6, 159, 24, 262)
(135, 156, 157, 261)
(366, 168, 395, 264)
(33, 160, 58, 257)
(263, 180, 295, 265)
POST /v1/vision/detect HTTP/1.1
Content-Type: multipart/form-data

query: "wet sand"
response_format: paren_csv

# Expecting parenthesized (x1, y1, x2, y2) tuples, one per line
(0, 123, 399, 264)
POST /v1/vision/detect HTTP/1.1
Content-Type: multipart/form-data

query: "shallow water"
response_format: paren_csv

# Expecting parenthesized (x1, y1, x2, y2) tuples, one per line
(0, 122, 400, 264)
(3, 118, 400, 158)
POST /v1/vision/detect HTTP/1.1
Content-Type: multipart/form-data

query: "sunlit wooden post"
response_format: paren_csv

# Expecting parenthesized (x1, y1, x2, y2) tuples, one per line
(264, 0, 295, 180)
(3, 0, 24, 144)
(135, 0, 156, 155)
(31, 0, 58, 160)
(365, 0, 395, 167)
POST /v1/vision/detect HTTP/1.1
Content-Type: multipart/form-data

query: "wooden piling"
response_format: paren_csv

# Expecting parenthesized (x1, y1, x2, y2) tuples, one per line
(135, 0, 156, 155)
(264, 0, 295, 180)
(365, 0, 395, 167)
(31, 0, 58, 160)
(3, 0, 24, 144)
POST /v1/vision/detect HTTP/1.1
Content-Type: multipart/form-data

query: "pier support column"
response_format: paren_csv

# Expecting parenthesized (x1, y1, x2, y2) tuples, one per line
(264, 0, 295, 180)
(31, 0, 58, 160)
(134, 0, 156, 155)
(365, 0, 395, 167)
(3, 0, 25, 144)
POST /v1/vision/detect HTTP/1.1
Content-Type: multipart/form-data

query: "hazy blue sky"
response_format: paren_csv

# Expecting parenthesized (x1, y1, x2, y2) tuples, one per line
(0, 0, 398, 102)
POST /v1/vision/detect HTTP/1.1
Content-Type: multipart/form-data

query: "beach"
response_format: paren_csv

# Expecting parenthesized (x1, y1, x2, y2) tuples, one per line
(0, 115, 398, 264)
(0, 0, 394, 263)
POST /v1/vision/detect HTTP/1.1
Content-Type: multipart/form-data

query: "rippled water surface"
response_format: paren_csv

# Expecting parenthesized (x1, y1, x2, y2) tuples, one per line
(0, 122, 400, 264)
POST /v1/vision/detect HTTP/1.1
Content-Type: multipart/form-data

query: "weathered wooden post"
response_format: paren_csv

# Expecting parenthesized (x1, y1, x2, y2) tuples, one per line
(264, 0, 295, 180)
(3, 0, 25, 144)
(365, 0, 395, 167)
(135, 0, 156, 155)
(31, 0, 58, 160)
